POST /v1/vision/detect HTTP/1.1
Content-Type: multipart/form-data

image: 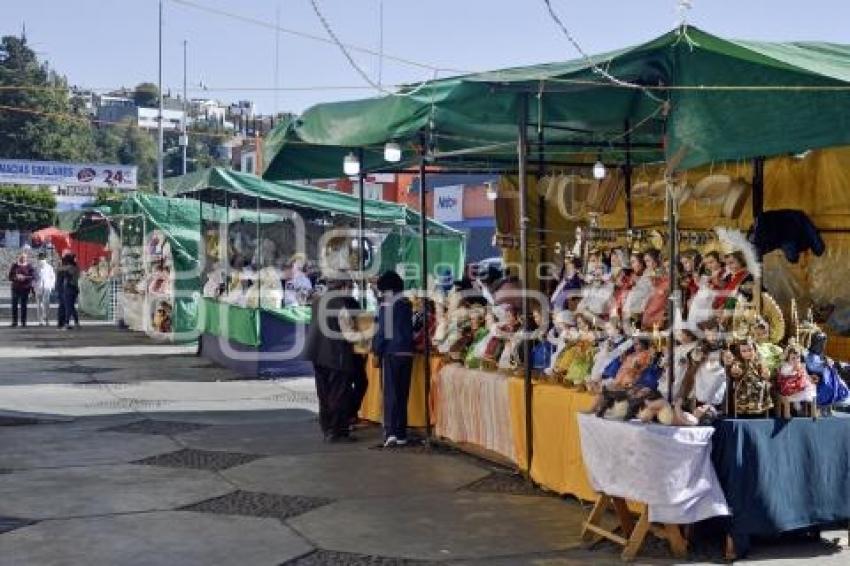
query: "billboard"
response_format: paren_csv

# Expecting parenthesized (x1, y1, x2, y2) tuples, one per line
(0, 158, 138, 190)
(433, 184, 463, 222)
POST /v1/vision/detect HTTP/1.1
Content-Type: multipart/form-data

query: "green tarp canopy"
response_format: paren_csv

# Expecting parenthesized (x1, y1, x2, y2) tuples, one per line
(163, 167, 466, 282)
(262, 27, 850, 178)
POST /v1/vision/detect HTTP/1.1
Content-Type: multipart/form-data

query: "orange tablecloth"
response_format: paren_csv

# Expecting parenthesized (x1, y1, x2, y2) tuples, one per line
(358, 354, 434, 427)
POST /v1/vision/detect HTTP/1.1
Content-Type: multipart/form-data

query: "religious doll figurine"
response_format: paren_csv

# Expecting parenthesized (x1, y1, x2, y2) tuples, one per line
(544, 310, 572, 379)
(714, 250, 754, 315)
(641, 248, 670, 331)
(551, 255, 583, 312)
(805, 330, 850, 416)
(623, 254, 651, 330)
(497, 305, 524, 370)
(610, 267, 636, 321)
(552, 313, 595, 388)
(611, 337, 653, 390)
(464, 307, 490, 369)
(529, 307, 555, 373)
(608, 248, 628, 281)
(733, 340, 774, 415)
(754, 318, 783, 374)
(678, 250, 702, 316)
(679, 318, 728, 417)
(578, 250, 614, 318)
(588, 317, 632, 393)
(657, 328, 699, 400)
(777, 344, 817, 419)
(688, 251, 726, 329)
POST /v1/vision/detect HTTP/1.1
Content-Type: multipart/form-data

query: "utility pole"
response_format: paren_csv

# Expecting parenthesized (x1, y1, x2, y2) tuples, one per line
(181, 39, 188, 176)
(274, 2, 281, 114)
(157, 0, 164, 194)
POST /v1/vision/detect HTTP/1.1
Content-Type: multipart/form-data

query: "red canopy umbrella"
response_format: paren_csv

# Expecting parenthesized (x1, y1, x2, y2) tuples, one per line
(31, 226, 71, 255)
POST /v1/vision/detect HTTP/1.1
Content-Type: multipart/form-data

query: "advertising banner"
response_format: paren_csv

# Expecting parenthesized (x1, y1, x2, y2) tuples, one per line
(433, 184, 463, 222)
(0, 158, 138, 190)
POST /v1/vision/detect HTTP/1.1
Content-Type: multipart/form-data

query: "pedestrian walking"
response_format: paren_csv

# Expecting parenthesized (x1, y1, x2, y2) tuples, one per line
(372, 270, 414, 447)
(34, 252, 56, 326)
(8, 252, 35, 327)
(57, 253, 80, 330)
(305, 278, 364, 442)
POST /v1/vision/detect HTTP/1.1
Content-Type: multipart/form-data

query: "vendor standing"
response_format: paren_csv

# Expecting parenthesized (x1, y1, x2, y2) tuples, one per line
(305, 278, 363, 442)
(7, 252, 35, 327)
(372, 270, 414, 447)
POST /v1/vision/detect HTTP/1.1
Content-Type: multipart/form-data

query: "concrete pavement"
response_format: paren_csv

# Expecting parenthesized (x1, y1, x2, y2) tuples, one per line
(0, 321, 848, 565)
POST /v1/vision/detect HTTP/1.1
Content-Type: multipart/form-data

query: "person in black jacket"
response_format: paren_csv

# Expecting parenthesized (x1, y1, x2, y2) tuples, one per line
(305, 278, 364, 442)
(372, 270, 414, 447)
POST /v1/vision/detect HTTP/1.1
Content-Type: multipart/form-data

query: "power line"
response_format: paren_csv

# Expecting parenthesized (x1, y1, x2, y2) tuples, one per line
(169, 0, 468, 75)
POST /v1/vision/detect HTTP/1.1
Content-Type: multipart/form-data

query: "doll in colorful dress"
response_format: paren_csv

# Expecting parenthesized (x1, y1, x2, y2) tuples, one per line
(578, 250, 614, 318)
(805, 331, 850, 415)
(544, 310, 572, 379)
(464, 307, 490, 369)
(553, 313, 596, 388)
(733, 340, 774, 415)
(496, 305, 524, 370)
(529, 307, 555, 373)
(777, 344, 817, 419)
(640, 249, 670, 331)
(754, 318, 783, 374)
(610, 337, 653, 390)
(588, 317, 631, 393)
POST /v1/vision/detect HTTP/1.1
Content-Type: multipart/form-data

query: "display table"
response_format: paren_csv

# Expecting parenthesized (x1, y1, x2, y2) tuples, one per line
(578, 414, 730, 524)
(434, 365, 517, 462)
(358, 354, 433, 427)
(198, 298, 313, 378)
(711, 416, 850, 556)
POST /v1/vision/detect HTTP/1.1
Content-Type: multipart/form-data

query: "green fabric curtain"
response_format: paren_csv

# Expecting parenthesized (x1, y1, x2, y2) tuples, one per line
(78, 278, 109, 319)
(262, 27, 850, 178)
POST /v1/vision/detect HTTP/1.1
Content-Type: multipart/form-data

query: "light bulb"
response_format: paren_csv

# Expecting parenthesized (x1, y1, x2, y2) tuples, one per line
(592, 160, 606, 180)
(384, 142, 402, 163)
(343, 152, 360, 176)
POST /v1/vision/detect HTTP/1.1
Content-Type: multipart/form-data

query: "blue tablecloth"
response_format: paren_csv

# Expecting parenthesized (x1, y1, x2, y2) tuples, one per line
(711, 416, 850, 554)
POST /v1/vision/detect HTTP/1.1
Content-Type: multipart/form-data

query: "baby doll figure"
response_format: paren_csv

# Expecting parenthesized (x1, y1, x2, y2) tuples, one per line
(544, 310, 573, 379)
(464, 307, 490, 369)
(588, 317, 632, 393)
(530, 307, 555, 373)
(497, 305, 524, 370)
(734, 340, 774, 415)
(578, 250, 614, 318)
(553, 313, 596, 388)
(611, 337, 653, 390)
(777, 344, 816, 419)
(754, 319, 783, 374)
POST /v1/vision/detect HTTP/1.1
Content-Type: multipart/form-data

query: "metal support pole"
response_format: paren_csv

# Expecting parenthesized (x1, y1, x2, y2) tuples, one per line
(752, 156, 765, 313)
(666, 181, 679, 403)
(418, 150, 432, 440)
(536, 92, 547, 288)
(624, 120, 634, 230)
(518, 94, 533, 473)
(357, 147, 367, 307)
(157, 0, 164, 195)
(181, 39, 188, 176)
(256, 193, 261, 301)
(224, 187, 230, 286)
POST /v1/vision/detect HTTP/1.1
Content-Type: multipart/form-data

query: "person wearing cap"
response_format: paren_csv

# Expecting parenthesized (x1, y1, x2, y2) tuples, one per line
(8, 251, 35, 327)
(372, 270, 414, 447)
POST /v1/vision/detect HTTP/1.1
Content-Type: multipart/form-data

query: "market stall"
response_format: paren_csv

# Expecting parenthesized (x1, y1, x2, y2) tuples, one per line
(165, 168, 465, 378)
(263, 25, 850, 559)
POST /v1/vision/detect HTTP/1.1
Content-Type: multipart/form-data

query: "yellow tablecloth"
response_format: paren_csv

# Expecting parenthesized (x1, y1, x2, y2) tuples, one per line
(358, 354, 432, 427)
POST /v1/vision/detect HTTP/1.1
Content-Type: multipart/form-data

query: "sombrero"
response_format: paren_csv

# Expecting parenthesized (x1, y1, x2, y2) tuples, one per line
(693, 173, 732, 201)
(554, 174, 581, 219)
(588, 168, 624, 214)
(648, 178, 668, 201)
(721, 179, 752, 219)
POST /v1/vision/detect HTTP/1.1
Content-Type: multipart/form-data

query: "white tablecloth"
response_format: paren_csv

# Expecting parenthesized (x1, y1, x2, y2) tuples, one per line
(577, 413, 729, 524)
(434, 365, 516, 462)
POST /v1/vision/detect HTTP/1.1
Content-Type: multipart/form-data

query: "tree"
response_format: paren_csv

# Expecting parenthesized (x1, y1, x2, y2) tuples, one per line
(117, 121, 157, 191)
(0, 35, 96, 161)
(133, 82, 159, 108)
(0, 185, 56, 231)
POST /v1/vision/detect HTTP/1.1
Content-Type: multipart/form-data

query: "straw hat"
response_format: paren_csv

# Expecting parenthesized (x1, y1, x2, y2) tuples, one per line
(554, 174, 581, 219)
(693, 173, 732, 201)
(721, 179, 752, 219)
(588, 168, 624, 214)
(631, 178, 651, 199)
(648, 178, 668, 201)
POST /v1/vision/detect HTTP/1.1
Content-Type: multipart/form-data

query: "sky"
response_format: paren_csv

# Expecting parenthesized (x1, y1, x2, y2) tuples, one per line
(3, 0, 849, 115)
